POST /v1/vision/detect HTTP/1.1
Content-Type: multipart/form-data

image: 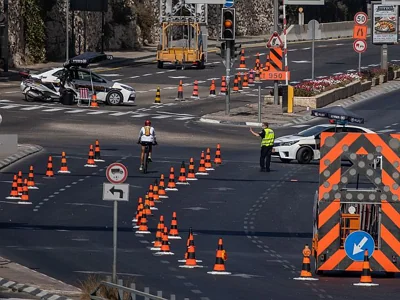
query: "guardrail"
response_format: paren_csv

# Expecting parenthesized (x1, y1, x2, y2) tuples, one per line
(282, 20, 372, 42)
(90, 278, 184, 300)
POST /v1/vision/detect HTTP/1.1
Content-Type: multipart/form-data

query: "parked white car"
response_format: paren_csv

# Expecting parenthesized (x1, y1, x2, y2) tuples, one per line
(272, 124, 375, 164)
(20, 67, 136, 106)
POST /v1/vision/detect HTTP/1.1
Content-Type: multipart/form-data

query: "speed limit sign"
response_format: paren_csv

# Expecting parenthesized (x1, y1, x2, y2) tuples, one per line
(354, 12, 368, 26)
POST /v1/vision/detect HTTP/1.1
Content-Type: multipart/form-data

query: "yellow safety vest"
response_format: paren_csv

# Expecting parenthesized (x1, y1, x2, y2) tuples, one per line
(261, 128, 275, 147)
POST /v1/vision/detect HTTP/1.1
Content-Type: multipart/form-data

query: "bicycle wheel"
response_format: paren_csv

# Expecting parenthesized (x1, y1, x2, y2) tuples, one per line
(143, 147, 149, 174)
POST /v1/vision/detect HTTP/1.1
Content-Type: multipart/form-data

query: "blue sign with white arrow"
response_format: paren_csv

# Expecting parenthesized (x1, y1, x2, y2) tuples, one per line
(344, 230, 375, 262)
(224, 0, 234, 7)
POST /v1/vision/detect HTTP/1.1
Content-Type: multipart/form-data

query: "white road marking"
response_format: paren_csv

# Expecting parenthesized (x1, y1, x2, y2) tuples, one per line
(86, 111, 110, 115)
(142, 73, 152, 77)
(0, 105, 22, 109)
(292, 60, 311, 63)
(41, 108, 66, 112)
(377, 129, 395, 133)
(152, 115, 171, 119)
(174, 116, 195, 120)
(130, 76, 140, 79)
(291, 124, 309, 128)
(109, 112, 132, 116)
(19, 106, 43, 111)
(131, 113, 151, 118)
(64, 109, 87, 114)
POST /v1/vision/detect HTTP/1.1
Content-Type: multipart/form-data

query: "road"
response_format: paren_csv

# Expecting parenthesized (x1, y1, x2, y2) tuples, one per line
(0, 39, 400, 299)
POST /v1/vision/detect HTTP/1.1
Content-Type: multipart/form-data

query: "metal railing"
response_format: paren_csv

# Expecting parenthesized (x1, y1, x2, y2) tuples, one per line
(90, 278, 185, 300)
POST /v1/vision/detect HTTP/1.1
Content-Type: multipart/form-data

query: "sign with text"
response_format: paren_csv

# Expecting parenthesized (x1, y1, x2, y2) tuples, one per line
(260, 71, 290, 81)
(372, 3, 398, 45)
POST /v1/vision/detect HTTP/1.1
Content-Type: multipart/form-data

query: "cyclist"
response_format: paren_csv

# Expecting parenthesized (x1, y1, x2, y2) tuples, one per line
(137, 120, 157, 171)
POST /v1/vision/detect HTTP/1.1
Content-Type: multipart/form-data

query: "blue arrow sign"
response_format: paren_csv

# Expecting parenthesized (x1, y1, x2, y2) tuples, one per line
(224, 0, 234, 7)
(344, 230, 375, 261)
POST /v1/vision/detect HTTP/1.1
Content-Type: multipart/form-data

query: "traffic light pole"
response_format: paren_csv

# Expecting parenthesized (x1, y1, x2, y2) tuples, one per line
(273, 0, 279, 105)
(225, 40, 232, 115)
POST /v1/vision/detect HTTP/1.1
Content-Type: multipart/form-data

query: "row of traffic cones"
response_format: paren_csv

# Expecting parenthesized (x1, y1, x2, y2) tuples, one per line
(5, 140, 105, 204)
(132, 144, 229, 274)
(295, 245, 379, 286)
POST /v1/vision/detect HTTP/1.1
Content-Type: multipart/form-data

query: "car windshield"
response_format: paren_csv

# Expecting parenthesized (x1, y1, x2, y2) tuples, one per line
(297, 125, 328, 137)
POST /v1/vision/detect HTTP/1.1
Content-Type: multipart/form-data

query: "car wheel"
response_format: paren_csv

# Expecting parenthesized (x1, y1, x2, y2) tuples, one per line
(280, 158, 292, 163)
(106, 91, 123, 106)
(296, 147, 313, 164)
(157, 61, 163, 69)
(24, 93, 35, 102)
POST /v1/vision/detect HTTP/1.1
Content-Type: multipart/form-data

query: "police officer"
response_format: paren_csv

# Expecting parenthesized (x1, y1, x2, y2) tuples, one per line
(250, 122, 275, 172)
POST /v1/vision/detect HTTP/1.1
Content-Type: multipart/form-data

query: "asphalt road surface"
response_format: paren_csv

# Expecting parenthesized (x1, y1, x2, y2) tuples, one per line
(1, 66, 400, 300)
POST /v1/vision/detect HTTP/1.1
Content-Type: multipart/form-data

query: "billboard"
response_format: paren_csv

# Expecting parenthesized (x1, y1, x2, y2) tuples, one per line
(372, 3, 398, 45)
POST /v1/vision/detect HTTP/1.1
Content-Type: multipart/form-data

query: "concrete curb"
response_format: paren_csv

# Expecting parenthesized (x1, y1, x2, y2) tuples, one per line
(0, 277, 78, 300)
(0, 144, 43, 170)
(199, 80, 400, 128)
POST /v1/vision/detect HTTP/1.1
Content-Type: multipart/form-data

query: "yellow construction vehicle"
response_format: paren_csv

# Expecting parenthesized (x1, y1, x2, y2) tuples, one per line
(156, 21, 205, 69)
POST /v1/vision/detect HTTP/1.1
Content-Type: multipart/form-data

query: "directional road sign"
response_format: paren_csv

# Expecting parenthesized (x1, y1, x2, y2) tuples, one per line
(106, 162, 128, 184)
(103, 183, 129, 201)
(344, 230, 375, 261)
(353, 39, 367, 53)
(354, 12, 368, 26)
(267, 32, 283, 48)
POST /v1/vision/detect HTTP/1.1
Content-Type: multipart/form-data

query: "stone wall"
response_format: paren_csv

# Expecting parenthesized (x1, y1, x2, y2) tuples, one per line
(1, 0, 274, 67)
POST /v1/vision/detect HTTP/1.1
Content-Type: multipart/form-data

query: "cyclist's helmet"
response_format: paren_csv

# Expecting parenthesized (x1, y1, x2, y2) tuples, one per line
(144, 120, 151, 126)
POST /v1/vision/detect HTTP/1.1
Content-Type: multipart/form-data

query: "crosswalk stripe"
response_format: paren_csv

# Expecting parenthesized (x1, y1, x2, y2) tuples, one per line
(86, 111, 110, 115)
(152, 115, 171, 119)
(109, 112, 132, 116)
(174, 116, 194, 120)
(65, 109, 87, 114)
(41, 108, 66, 112)
(20, 106, 44, 110)
(0, 105, 22, 109)
(131, 113, 150, 118)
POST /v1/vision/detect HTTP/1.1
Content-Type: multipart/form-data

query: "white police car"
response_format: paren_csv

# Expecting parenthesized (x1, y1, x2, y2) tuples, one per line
(272, 124, 375, 164)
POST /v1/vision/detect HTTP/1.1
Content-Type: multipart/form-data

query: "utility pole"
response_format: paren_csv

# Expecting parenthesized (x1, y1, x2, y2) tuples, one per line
(3, 0, 8, 72)
(225, 40, 231, 115)
(273, 0, 279, 105)
(66, 0, 69, 61)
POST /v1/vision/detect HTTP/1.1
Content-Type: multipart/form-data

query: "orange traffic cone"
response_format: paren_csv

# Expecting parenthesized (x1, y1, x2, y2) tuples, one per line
(153, 180, 161, 203)
(353, 250, 379, 286)
(179, 233, 203, 268)
(132, 197, 143, 222)
(158, 174, 168, 198)
(58, 151, 71, 174)
(191, 80, 199, 99)
(237, 73, 243, 91)
(94, 139, 105, 162)
(84, 145, 97, 167)
(168, 212, 181, 239)
(196, 151, 209, 176)
(237, 49, 247, 70)
(209, 80, 216, 97)
(133, 202, 143, 229)
(177, 161, 189, 185)
(17, 171, 23, 194)
(255, 53, 260, 69)
(144, 194, 152, 216)
(242, 73, 249, 88)
(150, 216, 165, 251)
(154, 86, 161, 104)
(205, 148, 214, 171)
(207, 238, 231, 275)
(176, 80, 184, 100)
(220, 76, 227, 95)
(135, 206, 150, 234)
(44, 156, 55, 178)
(27, 166, 38, 189)
(90, 93, 99, 108)
(187, 158, 198, 181)
(178, 227, 203, 263)
(214, 144, 222, 165)
(6, 174, 21, 200)
(294, 245, 319, 281)
(165, 167, 178, 191)
(248, 70, 255, 86)
(18, 179, 32, 205)
(148, 185, 158, 211)
(232, 76, 239, 93)
(155, 227, 174, 255)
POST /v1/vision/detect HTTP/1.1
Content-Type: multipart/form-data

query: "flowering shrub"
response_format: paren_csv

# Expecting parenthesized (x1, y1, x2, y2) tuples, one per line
(294, 73, 361, 97)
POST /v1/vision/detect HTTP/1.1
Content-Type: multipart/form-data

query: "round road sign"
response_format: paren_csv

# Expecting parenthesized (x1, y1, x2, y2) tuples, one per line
(106, 162, 128, 184)
(353, 39, 367, 53)
(354, 12, 368, 26)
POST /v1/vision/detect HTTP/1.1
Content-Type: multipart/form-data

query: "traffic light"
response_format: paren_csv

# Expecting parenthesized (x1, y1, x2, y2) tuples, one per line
(216, 42, 226, 58)
(220, 7, 235, 41)
(278, 0, 285, 29)
(231, 43, 241, 59)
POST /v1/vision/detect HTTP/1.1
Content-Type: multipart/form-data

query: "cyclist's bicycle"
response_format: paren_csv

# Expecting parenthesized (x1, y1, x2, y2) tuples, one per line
(142, 142, 156, 174)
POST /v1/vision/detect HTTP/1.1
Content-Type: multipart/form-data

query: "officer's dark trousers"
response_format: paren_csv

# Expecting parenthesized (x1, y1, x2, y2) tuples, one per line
(260, 146, 273, 171)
